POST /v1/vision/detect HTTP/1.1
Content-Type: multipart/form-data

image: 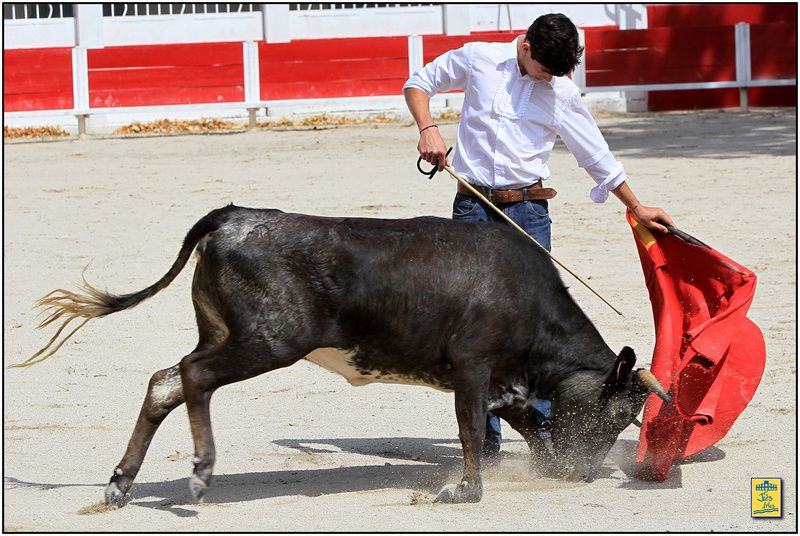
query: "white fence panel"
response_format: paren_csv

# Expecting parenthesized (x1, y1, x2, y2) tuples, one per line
(289, 5, 443, 39)
(104, 3, 258, 16)
(3, 18, 76, 48)
(102, 12, 263, 46)
(469, 3, 647, 32)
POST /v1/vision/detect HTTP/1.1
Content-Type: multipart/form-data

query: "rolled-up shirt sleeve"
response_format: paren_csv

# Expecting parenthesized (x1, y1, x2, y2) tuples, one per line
(557, 92, 627, 203)
(403, 44, 472, 97)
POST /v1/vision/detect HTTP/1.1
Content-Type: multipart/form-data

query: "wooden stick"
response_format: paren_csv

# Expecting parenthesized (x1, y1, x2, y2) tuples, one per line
(444, 164, 624, 316)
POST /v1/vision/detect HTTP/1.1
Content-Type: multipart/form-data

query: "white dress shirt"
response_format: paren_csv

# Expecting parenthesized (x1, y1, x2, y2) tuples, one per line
(404, 38, 627, 202)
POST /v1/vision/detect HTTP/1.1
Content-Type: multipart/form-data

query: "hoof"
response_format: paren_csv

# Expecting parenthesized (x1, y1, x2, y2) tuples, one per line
(189, 473, 209, 502)
(104, 482, 126, 507)
(433, 480, 482, 504)
(433, 486, 455, 503)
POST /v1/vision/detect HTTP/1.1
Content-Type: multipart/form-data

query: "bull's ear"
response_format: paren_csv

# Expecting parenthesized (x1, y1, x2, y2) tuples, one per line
(612, 346, 637, 386)
(600, 347, 637, 403)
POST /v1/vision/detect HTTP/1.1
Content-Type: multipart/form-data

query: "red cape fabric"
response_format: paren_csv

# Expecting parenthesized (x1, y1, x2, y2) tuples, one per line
(627, 211, 766, 481)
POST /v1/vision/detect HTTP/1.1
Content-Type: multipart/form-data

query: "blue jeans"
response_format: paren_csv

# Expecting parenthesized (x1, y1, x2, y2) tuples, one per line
(451, 191, 553, 447)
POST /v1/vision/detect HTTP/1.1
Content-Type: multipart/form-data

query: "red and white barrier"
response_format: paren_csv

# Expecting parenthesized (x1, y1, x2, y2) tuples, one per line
(3, 4, 796, 132)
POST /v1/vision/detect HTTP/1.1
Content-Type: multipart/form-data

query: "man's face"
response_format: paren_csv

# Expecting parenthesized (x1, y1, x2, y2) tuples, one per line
(519, 40, 554, 82)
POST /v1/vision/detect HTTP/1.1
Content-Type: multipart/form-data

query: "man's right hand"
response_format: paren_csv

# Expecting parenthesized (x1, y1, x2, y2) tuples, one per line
(418, 127, 449, 172)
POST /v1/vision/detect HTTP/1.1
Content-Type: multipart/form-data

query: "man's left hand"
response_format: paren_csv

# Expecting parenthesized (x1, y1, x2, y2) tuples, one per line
(632, 205, 675, 233)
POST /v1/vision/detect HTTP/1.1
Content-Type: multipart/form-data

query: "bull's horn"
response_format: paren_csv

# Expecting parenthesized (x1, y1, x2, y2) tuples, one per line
(636, 369, 672, 403)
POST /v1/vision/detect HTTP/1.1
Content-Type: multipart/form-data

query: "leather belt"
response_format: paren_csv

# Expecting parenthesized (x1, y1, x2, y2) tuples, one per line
(457, 181, 557, 203)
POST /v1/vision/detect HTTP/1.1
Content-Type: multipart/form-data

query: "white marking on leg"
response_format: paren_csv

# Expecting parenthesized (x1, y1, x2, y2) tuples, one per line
(151, 373, 182, 407)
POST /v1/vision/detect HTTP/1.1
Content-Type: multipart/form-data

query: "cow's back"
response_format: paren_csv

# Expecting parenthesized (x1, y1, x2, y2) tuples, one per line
(194, 208, 580, 390)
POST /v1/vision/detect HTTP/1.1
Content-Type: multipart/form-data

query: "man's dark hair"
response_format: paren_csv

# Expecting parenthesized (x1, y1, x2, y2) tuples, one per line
(525, 13, 584, 77)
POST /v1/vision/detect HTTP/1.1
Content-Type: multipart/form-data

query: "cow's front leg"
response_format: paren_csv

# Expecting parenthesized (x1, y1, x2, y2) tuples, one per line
(435, 366, 489, 504)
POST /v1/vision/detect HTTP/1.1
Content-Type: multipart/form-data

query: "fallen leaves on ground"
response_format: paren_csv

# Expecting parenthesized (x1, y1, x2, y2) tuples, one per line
(5, 112, 444, 141)
(257, 113, 400, 129)
(77, 501, 118, 515)
(435, 110, 461, 122)
(114, 117, 241, 135)
(3, 126, 70, 139)
(166, 450, 190, 461)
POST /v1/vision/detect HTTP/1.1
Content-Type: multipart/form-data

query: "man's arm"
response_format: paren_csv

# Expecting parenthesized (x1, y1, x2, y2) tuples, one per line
(611, 180, 675, 232)
(403, 44, 471, 172)
(404, 88, 449, 171)
(558, 92, 675, 232)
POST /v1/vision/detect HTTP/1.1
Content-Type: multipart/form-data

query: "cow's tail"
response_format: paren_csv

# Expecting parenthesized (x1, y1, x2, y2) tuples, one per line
(11, 204, 239, 368)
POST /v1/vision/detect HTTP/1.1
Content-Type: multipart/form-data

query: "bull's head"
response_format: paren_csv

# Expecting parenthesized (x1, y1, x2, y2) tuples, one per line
(546, 346, 670, 481)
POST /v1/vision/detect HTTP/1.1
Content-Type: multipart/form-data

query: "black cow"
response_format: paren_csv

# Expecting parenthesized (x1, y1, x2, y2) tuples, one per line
(22, 204, 669, 505)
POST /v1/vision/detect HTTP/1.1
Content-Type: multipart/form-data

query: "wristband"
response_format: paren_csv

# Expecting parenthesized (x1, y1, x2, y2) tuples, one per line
(419, 124, 438, 134)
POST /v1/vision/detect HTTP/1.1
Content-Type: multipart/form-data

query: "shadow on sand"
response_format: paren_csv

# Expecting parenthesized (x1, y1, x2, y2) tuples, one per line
(5, 435, 727, 516)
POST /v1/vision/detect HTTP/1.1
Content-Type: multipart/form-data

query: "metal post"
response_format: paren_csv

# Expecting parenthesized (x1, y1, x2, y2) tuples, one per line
(735, 22, 751, 112)
(77, 115, 88, 138)
(573, 28, 587, 92)
(407, 35, 423, 76)
(72, 46, 90, 137)
(261, 4, 291, 43)
(442, 4, 470, 36)
(74, 4, 104, 49)
(243, 40, 260, 130)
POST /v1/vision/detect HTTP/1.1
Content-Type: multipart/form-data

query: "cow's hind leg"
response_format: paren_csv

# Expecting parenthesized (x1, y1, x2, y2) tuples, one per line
(179, 341, 299, 502)
(105, 364, 185, 506)
(434, 363, 490, 504)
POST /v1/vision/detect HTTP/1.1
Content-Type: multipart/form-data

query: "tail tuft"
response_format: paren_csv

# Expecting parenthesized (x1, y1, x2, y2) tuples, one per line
(13, 204, 239, 369)
(11, 273, 125, 368)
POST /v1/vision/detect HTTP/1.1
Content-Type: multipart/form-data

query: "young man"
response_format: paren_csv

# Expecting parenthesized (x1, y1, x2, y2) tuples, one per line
(403, 13, 674, 457)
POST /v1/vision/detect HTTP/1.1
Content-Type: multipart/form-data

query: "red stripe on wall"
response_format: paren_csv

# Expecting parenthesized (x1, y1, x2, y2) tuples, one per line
(648, 3, 797, 28)
(422, 31, 517, 64)
(88, 42, 244, 107)
(644, 3, 796, 110)
(258, 36, 409, 100)
(3, 47, 73, 111)
(586, 26, 736, 87)
(750, 23, 797, 81)
(648, 86, 797, 111)
(89, 87, 244, 108)
(88, 43, 244, 69)
(261, 36, 409, 62)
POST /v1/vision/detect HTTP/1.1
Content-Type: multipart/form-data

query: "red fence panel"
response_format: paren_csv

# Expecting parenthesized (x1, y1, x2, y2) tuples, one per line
(648, 84, 797, 112)
(421, 30, 517, 64)
(648, 3, 796, 28)
(585, 26, 736, 87)
(87, 42, 244, 107)
(258, 36, 409, 100)
(750, 23, 797, 81)
(643, 3, 796, 111)
(3, 47, 73, 111)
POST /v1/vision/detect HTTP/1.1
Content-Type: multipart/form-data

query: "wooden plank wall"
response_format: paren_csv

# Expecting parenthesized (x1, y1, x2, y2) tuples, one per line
(4, 47, 73, 111)
(87, 42, 244, 107)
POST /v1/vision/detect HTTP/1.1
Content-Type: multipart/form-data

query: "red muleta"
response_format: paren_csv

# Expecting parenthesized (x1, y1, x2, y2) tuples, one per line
(628, 211, 766, 481)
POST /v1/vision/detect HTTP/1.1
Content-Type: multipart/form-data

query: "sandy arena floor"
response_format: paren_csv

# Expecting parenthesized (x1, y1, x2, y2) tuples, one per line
(3, 109, 796, 532)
